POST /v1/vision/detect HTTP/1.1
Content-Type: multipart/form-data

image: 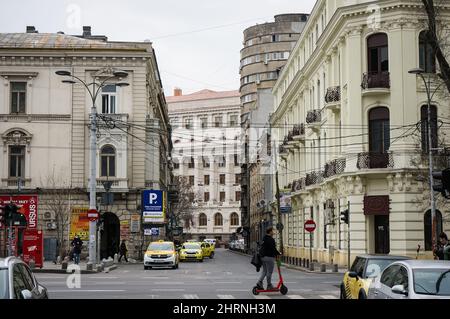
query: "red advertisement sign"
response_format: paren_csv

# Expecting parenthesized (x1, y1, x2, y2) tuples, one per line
(0, 195, 38, 229)
(22, 229, 44, 268)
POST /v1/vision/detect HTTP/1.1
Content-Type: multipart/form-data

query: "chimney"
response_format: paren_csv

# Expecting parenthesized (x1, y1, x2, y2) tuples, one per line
(82, 26, 92, 37)
(26, 26, 38, 33)
(174, 88, 182, 97)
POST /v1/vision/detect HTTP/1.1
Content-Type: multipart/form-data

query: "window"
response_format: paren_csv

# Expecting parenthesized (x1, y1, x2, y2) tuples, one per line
(214, 213, 223, 226)
(230, 213, 239, 226)
(368, 33, 389, 74)
(199, 213, 207, 226)
(188, 193, 195, 202)
(203, 157, 210, 168)
(235, 191, 241, 202)
(204, 175, 210, 185)
(188, 157, 195, 169)
(419, 30, 436, 73)
(235, 174, 241, 184)
(218, 156, 226, 168)
(204, 192, 210, 202)
(380, 265, 401, 288)
(185, 118, 193, 129)
(13, 265, 28, 299)
(100, 146, 116, 177)
(220, 192, 226, 202)
(424, 210, 443, 251)
(101, 85, 117, 114)
(272, 34, 280, 42)
(214, 116, 223, 128)
(219, 174, 226, 185)
(189, 176, 195, 186)
(350, 257, 366, 277)
(9, 146, 25, 178)
(421, 105, 438, 153)
(173, 162, 180, 170)
(10, 82, 26, 114)
(369, 107, 390, 154)
(230, 115, 238, 127)
(391, 266, 409, 290)
(200, 117, 208, 129)
(234, 154, 239, 166)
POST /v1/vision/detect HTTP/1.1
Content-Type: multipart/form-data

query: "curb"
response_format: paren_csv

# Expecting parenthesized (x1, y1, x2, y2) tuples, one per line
(32, 269, 98, 275)
(104, 265, 118, 273)
(228, 249, 346, 275)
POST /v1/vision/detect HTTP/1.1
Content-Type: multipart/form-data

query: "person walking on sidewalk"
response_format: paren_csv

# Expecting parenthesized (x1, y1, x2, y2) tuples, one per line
(71, 235, 83, 265)
(256, 227, 281, 290)
(119, 240, 129, 263)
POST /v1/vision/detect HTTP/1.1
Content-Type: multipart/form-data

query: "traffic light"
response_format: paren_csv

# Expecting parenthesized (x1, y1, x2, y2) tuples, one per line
(433, 169, 450, 199)
(340, 209, 349, 225)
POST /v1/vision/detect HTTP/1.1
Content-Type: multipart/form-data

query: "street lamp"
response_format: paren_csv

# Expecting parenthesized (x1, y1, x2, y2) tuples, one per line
(57, 68, 129, 266)
(409, 67, 446, 253)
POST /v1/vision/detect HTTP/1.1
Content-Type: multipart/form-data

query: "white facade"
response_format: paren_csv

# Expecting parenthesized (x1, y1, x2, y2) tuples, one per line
(167, 90, 242, 242)
(271, 0, 450, 266)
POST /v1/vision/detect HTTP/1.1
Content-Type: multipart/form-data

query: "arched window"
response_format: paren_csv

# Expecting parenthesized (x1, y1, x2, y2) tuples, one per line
(369, 107, 390, 154)
(421, 105, 438, 153)
(100, 145, 116, 177)
(199, 213, 207, 227)
(214, 213, 223, 226)
(368, 33, 389, 73)
(424, 210, 443, 251)
(230, 213, 239, 226)
(419, 30, 436, 73)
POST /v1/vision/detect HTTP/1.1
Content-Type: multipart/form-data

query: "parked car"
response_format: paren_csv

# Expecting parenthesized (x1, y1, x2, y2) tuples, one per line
(0, 257, 48, 299)
(368, 260, 450, 299)
(236, 239, 245, 251)
(144, 240, 179, 270)
(340, 255, 410, 299)
(229, 240, 237, 250)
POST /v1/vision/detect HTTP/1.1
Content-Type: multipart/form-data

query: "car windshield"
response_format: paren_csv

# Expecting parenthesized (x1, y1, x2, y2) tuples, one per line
(365, 259, 405, 278)
(148, 243, 173, 251)
(413, 269, 450, 296)
(0, 269, 7, 299)
(183, 243, 200, 250)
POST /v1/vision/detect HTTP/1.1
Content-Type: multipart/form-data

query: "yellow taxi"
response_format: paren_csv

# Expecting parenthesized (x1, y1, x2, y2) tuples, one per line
(341, 255, 409, 299)
(144, 240, 179, 270)
(201, 242, 215, 259)
(179, 242, 204, 262)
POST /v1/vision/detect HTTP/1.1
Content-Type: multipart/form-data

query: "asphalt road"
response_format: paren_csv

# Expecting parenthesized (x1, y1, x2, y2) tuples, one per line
(34, 249, 342, 299)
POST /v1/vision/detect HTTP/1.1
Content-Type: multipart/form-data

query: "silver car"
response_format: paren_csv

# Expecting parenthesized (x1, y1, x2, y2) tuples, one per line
(368, 260, 450, 299)
(0, 257, 48, 299)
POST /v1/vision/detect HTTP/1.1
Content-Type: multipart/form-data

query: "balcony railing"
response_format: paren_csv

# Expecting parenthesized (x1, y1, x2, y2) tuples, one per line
(279, 144, 288, 155)
(357, 152, 394, 169)
(306, 110, 322, 124)
(292, 124, 305, 137)
(361, 72, 390, 89)
(323, 158, 346, 179)
(325, 86, 341, 103)
(305, 171, 324, 186)
(291, 178, 306, 192)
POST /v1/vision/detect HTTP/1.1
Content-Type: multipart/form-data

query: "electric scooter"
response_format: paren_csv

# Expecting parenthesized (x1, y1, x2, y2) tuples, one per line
(252, 259, 288, 295)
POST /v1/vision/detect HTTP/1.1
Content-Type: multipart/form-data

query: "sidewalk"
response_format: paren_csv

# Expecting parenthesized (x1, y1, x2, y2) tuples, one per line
(228, 249, 347, 275)
(32, 261, 99, 274)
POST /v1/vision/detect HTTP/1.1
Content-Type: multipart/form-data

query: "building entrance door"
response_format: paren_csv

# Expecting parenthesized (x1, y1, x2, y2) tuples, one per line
(100, 212, 120, 260)
(375, 215, 390, 254)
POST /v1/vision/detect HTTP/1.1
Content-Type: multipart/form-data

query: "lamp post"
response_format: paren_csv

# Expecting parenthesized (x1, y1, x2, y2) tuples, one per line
(409, 68, 445, 252)
(57, 69, 129, 265)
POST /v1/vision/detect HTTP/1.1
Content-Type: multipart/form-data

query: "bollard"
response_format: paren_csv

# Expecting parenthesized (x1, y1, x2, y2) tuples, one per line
(306, 259, 310, 269)
(113, 254, 119, 264)
(309, 262, 315, 271)
(56, 256, 62, 265)
(333, 264, 339, 273)
(61, 261, 68, 271)
(97, 264, 104, 272)
(320, 263, 326, 273)
(86, 262, 94, 271)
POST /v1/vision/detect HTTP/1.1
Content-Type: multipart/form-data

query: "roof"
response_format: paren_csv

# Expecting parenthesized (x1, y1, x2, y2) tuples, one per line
(0, 33, 149, 51)
(166, 89, 240, 103)
(395, 260, 450, 269)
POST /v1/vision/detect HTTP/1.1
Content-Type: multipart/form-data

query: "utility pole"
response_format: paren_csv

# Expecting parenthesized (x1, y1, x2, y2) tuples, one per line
(275, 171, 284, 255)
(347, 201, 351, 271)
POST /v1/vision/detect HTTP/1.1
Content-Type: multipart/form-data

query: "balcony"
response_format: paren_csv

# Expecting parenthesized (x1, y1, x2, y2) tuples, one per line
(291, 178, 306, 193)
(306, 110, 322, 132)
(279, 144, 289, 159)
(325, 86, 341, 112)
(98, 113, 129, 128)
(357, 152, 394, 170)
(292, 124, 305, 142)
(305, 171, 324, 187)
(323, 158, 346, 179)
(361, 72, 390, 95)
(92, 178, 129, 191)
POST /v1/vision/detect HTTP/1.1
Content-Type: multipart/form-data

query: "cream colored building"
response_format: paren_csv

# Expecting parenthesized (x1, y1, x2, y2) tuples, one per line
(167, 89, 241, 243)
(271, 0, 450, 267)
(0, 27, 171, 260)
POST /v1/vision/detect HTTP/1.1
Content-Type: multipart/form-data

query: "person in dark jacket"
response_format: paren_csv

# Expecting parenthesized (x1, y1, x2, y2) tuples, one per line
(434, 233, 449, 260)
(71, 235, 83, 265)
(256, 227, 281, 290)
(118, 240, 129, 263)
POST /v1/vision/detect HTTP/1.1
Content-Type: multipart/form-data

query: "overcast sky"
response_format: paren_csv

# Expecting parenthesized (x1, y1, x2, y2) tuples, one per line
(0, 0, 315, 96)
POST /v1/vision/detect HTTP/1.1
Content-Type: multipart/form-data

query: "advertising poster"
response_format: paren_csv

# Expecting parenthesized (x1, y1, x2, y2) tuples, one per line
(120, 220, 130, 239)
(22, 229, 43, 268)
(69, 207, 90, 241)
(0, 195, 39, 229)
(130, 215, 140, 233)
(280, 192, 292, 214)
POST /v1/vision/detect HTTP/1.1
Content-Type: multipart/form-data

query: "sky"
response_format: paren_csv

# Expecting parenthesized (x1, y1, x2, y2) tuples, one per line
(0, 0, 315, 96)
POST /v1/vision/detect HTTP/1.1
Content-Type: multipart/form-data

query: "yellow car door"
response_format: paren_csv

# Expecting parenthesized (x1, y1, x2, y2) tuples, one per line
(344, 257, 366, 299)
(201, 243, 210, 257)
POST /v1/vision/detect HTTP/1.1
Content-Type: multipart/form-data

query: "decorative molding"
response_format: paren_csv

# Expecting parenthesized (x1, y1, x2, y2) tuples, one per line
(2, 128, 33, 152)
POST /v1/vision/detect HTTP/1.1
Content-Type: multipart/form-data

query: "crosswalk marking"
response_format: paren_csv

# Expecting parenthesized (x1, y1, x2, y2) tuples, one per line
(217, 295, 236, 299)
(184, 294, 200, 299)
(287, 295, 305, 299)
(253, 295, 271, 299)
(319, 295, 338, 299)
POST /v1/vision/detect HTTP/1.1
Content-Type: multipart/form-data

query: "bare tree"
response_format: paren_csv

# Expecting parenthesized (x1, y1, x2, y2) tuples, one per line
(171, 176, 195, 230)
(421, 0, 450, 93)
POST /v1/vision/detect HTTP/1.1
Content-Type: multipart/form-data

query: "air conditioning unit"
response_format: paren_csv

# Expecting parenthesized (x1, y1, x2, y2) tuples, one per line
(46, 222, 57, 230)
(43, 211, 55, 221)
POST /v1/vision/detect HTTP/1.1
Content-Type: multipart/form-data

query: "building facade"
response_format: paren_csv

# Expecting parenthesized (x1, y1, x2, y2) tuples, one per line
(239, 14, 309, 251)
(271, 0, 450, 266)
(0, 27, 171, 260)
(167, 89, 242, 243)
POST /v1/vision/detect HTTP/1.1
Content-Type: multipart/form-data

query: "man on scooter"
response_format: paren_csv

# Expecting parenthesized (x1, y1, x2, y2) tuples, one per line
(256, 227, 281, 290)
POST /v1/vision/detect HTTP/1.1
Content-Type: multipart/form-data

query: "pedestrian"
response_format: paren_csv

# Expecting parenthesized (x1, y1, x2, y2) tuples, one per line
(71, 235, 83, 265)
(434, 233, 450, 260)
(256, 227, 281, 290)
(119, 240, 129, 263)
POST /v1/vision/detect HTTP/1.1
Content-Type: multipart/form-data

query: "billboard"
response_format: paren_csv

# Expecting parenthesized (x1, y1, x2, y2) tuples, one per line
(280, 192, 292, 214)
(0, 195, 38, 229)
(142, 190, 166, 224)
(69, 207, 90, 241)
(22, 229, 44, 268)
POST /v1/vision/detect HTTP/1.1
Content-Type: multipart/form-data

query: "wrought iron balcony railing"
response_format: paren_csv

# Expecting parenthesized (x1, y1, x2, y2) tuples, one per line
(323, 158, 346, 179)
(357, 152, 394, 169)
(325, 86, 341, 103)
(306, 109, 322, 124)
(361, 72, 390, 89)
(305, 171, 324, 186)
(291, 178, 306, 192)
(292, 124, 305, 137)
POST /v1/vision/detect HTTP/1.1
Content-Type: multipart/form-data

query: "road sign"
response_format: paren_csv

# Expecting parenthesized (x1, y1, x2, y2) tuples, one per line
(304, 220, 316, 233)
(87, 209, 99, 222)
(142, 190, 166, 224)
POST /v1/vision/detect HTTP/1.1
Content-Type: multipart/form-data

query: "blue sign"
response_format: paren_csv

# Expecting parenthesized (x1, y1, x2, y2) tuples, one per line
(142, 190, 166, 224)
(151, 228, 160, 236)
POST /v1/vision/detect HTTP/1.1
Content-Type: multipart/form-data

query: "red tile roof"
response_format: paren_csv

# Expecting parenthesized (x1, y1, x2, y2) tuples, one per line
(166, 89, 239, 103)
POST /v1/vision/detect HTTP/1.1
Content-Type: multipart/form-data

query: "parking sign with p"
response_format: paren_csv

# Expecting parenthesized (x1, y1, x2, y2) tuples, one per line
(142, 190, 166, 224)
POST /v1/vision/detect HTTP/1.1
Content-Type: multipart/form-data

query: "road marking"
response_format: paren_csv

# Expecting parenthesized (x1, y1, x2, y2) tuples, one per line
(92, 282, 126, 285)
(49, 290, 126, 293)
(87, 276, 118, 279)
(183, 294, 199, 299)
(284, 282, 298, 284)
(287, 295, 305, 299)
(147, 295, 160, 299)
(144, 277, 169, 280)
(320, 295, 338, 299)
(213, 282, 242, 285)
(217, 295, 236, 299)
(154, 282, 184, 285)
(151, 288, 185, 292)
(216, 289, 249, 292)
(290, 289, 313, 292)
(253, 295, 271, 299)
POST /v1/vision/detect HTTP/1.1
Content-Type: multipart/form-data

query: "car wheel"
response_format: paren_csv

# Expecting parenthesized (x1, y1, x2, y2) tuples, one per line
(200, 258, 204, 263)
(359, 290, 367, 300)
(175, 263, 179, 269)
(144, 266, 149, 270)
(340, 285, 347, 299)
(210, 252, 214, 259)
